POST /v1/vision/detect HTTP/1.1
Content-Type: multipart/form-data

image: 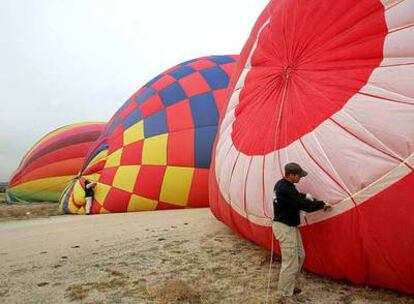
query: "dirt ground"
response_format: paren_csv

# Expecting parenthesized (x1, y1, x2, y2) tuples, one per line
(0, 208, 413, 304)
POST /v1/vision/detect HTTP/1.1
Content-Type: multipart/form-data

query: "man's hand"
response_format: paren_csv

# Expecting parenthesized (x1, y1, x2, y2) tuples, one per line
(323, 202, 333, 211)
(86, 182, 97, 189)
(305, 193, 314, 201)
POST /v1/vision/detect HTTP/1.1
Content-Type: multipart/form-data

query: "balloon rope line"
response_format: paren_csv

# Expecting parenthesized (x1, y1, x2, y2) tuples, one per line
(265, 229, 275, 304)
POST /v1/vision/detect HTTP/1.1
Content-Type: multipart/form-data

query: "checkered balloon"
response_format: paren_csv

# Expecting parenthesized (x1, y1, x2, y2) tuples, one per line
(60, 55, 238, 214)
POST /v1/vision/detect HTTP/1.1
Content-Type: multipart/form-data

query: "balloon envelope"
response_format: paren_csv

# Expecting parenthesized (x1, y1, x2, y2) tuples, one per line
(7, 122, 105, 203)
(61, 55, 238, 214)
(210, 0, 414, 294)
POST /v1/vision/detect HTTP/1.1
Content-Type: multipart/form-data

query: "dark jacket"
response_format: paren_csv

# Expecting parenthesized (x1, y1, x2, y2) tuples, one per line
(273, 178, 325, 226)
(85, 180, 94, 198)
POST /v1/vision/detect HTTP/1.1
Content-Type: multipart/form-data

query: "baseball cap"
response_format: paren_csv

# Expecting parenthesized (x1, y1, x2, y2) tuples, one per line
(284, 162, 308, 177)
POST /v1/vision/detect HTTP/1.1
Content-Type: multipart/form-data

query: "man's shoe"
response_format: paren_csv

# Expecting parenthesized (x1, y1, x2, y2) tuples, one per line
(273, 296, 297, 304)
(293, 292, 309, 303)
(283, 297, 298, 304)
(274, 295, 286, 304)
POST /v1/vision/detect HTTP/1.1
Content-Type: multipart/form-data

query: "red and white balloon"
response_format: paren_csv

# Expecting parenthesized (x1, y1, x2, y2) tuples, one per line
(210, 0, 414, 294)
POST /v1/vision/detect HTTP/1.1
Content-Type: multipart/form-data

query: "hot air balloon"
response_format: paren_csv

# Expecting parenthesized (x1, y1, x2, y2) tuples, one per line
(60, 55, 238, 215)
(210, 0, 414, 294)
(6, 122, 105, 203)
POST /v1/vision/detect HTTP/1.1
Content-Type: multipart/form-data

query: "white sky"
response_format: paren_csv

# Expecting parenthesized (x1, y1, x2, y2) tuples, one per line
(0, 0, 268, 181)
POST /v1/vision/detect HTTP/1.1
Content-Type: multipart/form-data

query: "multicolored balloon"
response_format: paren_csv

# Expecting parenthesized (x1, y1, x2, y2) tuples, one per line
(60, 55, 238, 214)
(210, 0, 414, 294)
(6, 122, 105, 203)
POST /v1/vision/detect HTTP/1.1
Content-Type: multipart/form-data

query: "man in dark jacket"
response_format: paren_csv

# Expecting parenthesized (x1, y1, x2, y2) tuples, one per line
(273, 162, 332, 302)
(84, 179, 97, 215)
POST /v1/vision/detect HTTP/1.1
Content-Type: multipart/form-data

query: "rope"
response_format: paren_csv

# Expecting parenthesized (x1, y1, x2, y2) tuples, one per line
(265, 225, 275, 304)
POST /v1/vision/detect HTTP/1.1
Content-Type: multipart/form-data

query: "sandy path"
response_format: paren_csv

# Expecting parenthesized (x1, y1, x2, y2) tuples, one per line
(0, 209, 412, 304)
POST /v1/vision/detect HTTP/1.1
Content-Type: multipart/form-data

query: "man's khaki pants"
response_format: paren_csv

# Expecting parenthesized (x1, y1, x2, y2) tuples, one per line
(85, 197, 93, 214)
(272, 221, 305, 297)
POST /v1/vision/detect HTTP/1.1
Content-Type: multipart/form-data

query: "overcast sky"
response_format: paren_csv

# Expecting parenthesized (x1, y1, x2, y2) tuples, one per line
(0, 0, 268, 181)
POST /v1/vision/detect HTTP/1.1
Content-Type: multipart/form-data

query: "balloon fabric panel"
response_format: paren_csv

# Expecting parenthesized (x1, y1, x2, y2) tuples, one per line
(61, 55, 238, 215)
(7, 123, 105, 203)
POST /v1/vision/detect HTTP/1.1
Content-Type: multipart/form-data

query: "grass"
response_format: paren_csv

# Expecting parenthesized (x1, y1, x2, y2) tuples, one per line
(65, 278, 128, 302)
(65, 284, 90, 301)
(145, 279, 202, 304)
(0, 201, 63, 221)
